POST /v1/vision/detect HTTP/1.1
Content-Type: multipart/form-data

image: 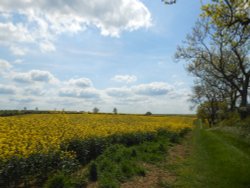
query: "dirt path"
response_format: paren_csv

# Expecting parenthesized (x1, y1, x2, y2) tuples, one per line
(121, 135, 191, 188)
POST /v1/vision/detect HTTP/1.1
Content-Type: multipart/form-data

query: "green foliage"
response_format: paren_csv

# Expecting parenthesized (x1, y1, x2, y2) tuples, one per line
(93, 107, 99, 114)
(62, 137, 108, 165)
(0, 128, 187, 187)
(218, 112, 241, 127)
(113, 108, 118, 114)
(179, 127, 192, 137)
(87, 132, 175, 187)
(0, 152, 79, 187)
(145, 111, 152, 116)
(201, 0, 250, 27)
(88, 144, 145, 187)
(197, 101, 228, 126)
(108, 132, 157, 146)
(44, 173, 73, 188)
(61, 131, 158, 166)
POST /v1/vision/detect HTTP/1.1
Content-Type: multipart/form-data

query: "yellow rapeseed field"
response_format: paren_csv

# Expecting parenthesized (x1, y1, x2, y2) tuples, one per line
(0, 114, 195, 160)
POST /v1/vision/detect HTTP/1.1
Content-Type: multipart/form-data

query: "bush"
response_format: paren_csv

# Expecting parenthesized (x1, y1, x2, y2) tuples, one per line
(44, 173, 73, 188)
(179, 127, 192, 137)
(90, 144, 147, 187)
(61, 132, 157, 166)
(62, 137, 108, 165)
(145, 111, 152, 116)
(108, 132, 157, 146)
(0, 152, 79, 187)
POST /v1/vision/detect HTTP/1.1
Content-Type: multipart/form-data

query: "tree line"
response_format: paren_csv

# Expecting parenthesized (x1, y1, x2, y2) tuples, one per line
(173, 0, 250, 126)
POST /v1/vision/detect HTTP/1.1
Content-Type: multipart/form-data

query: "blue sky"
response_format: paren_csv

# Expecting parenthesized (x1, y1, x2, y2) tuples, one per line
(0, 0, 205, 114)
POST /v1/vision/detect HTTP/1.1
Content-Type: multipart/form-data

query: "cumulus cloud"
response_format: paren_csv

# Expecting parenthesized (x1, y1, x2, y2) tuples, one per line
(106, 87, 132, 98)
(111, 75, 137, 84)
(0, 0, 152, 54)
(132, 82, 173, 96)
(24, 87, 46, 96)
(9, 97, 34, 103)
(12, 70, 58, 84)
(114, 96, 149, 105)
(10, 45, 29, 56)
(39, 41, 56, 53)
(0, 85, 16, 95)
(0, 59, 12, 70)
(67, 78, 93, 88)
(59, 88, 99, 99)
(0, 22, 34, 44)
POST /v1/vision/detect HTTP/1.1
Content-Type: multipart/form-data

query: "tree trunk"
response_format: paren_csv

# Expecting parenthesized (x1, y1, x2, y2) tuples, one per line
(229, 90, 237, 112)
(239, 76, 249, 119)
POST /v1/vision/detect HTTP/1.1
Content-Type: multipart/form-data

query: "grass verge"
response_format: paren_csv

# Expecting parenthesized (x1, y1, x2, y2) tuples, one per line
(174, 125, 250, 188)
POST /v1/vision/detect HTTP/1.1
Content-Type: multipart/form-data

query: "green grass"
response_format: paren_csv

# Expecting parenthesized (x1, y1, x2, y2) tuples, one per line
(42, 129, 189, 188)
(212, 130, 250, 155)
(88, 135, 170, 188)
(175, 125, 250, 188)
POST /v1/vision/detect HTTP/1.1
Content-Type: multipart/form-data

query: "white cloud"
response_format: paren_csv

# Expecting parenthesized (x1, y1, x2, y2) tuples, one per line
(24, 87, 46, 96)
(0, 64, 192, 113)
(39, 41, 56, 53)
(59, 88, 99, 99)
(112, 75, 137, 84)
(14, 59, 24, 64)
(67, 78, 93, 88)
(0, 0, 152, 54)
(132, 82, 173, 96)
(0, 22, 34, 44)
(10, 45, 29, 56)
(0, 85, 16, 95)
(0, 59, 12, 70)
(106, 87, 132, 98)
(9, 97, 34, 103)
(12, 70, 58, 84)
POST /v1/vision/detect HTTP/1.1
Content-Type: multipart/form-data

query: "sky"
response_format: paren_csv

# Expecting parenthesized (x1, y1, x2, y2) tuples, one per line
(0, 0, 205, 114)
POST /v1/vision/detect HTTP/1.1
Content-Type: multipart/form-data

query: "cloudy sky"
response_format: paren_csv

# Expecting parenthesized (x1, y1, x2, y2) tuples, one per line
(0, 0, 204, 114)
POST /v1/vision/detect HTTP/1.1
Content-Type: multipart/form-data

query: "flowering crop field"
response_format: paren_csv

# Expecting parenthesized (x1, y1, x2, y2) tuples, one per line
(0, 114, 195, 160)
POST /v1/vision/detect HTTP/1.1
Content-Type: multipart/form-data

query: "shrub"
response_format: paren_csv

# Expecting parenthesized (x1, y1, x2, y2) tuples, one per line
(0, 152, 79, 187)
(62, 137, 108, 165)
(44, 173, 73, 188)
(179, 127, 192, 137)
(145, 111, 152, 116)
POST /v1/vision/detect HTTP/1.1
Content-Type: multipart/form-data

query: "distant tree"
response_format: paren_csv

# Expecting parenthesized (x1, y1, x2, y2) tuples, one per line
(113, 107, 118, 114)
(35, 107, 39, 111)
(23, 107, 27, 111)
(93, 107, 99, 114)
(145, 111, 152, 116)
(162, 0, 176, 5)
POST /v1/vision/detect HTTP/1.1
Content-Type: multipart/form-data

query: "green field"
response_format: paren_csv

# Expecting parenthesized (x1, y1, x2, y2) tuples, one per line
(173, 122, 250, 188)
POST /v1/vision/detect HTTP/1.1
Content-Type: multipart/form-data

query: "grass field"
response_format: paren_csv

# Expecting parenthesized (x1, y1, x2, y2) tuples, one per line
(2, 114, 249, 188)
(174, 122, 250, 188)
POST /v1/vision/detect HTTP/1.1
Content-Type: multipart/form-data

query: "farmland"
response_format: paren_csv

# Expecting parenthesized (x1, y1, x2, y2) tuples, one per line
(0, 114, 194, 187)
(0, 114, 194, 160)
(1, 114, 250, 188)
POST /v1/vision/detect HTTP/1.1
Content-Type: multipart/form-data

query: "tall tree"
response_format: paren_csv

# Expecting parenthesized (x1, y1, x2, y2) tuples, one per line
(176, 6, 249, 118)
